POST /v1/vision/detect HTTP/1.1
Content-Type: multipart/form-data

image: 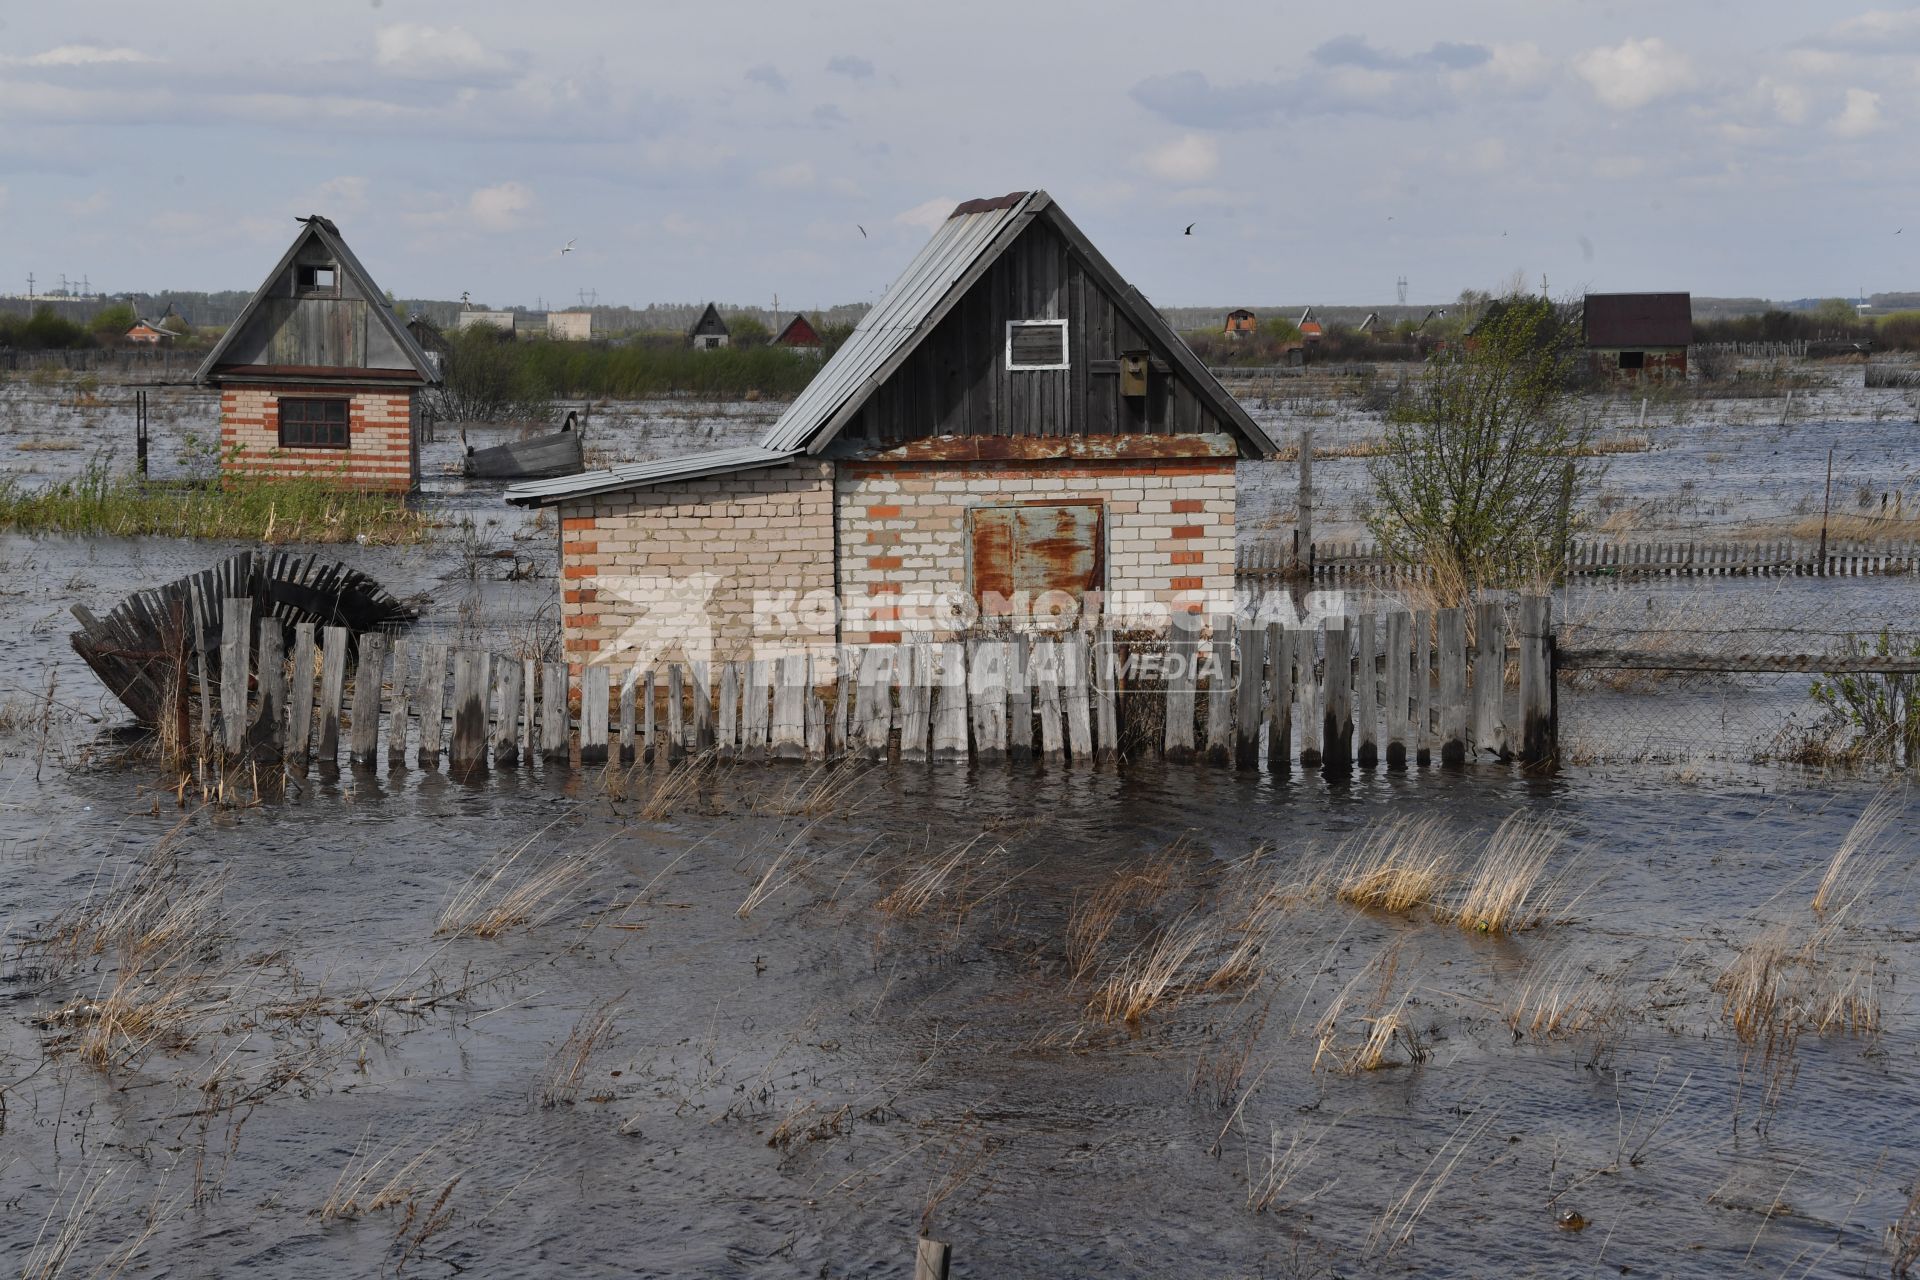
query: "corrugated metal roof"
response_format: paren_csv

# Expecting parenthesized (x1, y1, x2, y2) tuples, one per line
(503, 445, 800, 507)
(758, 191, 1039, 454)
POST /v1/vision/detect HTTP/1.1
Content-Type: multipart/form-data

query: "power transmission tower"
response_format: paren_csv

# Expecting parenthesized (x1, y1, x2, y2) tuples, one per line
(25, 273, 34, 300)
(1396, 276, 1408, 306)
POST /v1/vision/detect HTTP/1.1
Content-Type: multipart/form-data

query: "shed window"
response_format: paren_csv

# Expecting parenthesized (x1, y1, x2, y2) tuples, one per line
(278, 397, 351, 449)
(1006, 320, 1069, 370)
(1617, 350, 1645, 370)
(968, 502, 1103, 619)
(296, 263, 338, 296)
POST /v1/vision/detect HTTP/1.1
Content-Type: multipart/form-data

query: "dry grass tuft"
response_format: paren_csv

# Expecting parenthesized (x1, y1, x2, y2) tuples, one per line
(757, 758, 877, 818)
(1812, 785, 1903, 918)
(1333, 816, 1468, 914)
(1087, 911, 1217, 1024)
(1892, 1176, 1920, 1278)
(318, 1130, 453, 1223)
(1444, 814, 1570, 935)
(435, 838, 589, 939)
(1503, 953, 1624, 1043)
(1066, 850, 1183, 983)
(1248, 1121, 1338, 1215)
(542, 997, 624, 1107)
(1311, 944, 1427, 1075)
(636, 750, 729, 819)
(875, 833, 1010, 923)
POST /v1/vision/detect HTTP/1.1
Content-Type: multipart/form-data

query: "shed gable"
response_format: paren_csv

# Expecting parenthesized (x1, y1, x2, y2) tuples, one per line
(836, 217, 1244, 449)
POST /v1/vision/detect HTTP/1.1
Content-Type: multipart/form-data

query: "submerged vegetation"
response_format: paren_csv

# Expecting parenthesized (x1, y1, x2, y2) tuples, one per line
(0, 461, 428, 544)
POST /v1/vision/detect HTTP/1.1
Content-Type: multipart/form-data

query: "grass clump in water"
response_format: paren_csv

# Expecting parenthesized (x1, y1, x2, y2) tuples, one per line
(0, 461, 427, 544)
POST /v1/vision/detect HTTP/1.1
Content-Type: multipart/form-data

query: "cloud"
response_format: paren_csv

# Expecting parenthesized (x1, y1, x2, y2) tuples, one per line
(744, 63, 788, 92)
(757, 161, 815, 190)
(1129, 70, 1300, 128)
(313, 175, 370, 214)
(467, 181, 535, 232)
(1143, 133, 1219, 183)
(894, 197, 958, 233)
(373, 24, 513, 80)
(1312, 36, 1489, 72)
(13, 45, 158, 67)
(1573, 38, 1695, 110)
(65, 191, 111, 217)
(1801, 9, 1920, 54)
(1767, 80, 1809, 125)
(1830, 87, 1883, 137)
(811, 102, 846, 126)
(826, 54, 874, 80)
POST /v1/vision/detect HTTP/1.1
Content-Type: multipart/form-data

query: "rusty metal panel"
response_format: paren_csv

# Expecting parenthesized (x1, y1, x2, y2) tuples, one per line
(969, 502, 1102, 612)
(867, 433, 1236, 463)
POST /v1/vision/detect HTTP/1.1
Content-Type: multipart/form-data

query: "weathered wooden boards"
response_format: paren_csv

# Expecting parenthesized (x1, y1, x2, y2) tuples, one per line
(194, 595, 1557, 775)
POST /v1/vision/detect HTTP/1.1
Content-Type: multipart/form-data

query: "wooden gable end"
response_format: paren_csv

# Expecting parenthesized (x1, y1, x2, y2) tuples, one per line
(841, 218, 1234, 449)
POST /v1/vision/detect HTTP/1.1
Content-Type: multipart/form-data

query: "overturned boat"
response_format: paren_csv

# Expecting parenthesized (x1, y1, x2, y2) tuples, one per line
(71, 551, 417, 726)
(463, 408, 585, 481)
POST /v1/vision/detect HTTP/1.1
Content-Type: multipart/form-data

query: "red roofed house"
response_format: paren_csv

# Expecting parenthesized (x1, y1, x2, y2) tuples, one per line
(773, 312, 823, 354)
(195, 216, 440, 493)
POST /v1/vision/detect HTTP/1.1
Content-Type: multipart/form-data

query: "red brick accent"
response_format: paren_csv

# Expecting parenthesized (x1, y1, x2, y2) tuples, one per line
(561, 517, 596, 530)
(566, 541, 598, 556)
(1170, 550, 1203, 565)
(1170, 525, 1204, 539)
(562, 564, 594, 580)
(1171, 499, 1206, 513)
(869, 582, 901, 595)
(1170, 576, 1204, 591)
(868, 555, 904, 570)
(869, 630, 903, 643)
(866, 504, 902, 518)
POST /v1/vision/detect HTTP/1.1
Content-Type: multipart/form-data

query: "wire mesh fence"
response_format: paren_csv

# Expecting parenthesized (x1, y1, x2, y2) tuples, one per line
(1556, 584, 1920, 765)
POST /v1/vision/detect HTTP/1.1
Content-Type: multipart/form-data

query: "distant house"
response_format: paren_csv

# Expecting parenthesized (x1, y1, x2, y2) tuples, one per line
(548, 311, 593, 342)
(1224, 308, 1257, 340)
(1297, 308, 1323, 343)
(126, 319, 173, 345)
(1584, 292, 1691, 378)
(454, 309, 518, 336)
(406, 315, 452, 356)
(194, 215, 440, 493)
(773, 312, 822, 353)
(688, 303, 730, 350)
(506, 188, 1275, 678)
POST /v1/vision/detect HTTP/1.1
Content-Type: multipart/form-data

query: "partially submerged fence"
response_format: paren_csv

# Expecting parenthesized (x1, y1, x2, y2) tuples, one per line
(182, 595, 1559, 779)
(1235, 538, 1920, 582)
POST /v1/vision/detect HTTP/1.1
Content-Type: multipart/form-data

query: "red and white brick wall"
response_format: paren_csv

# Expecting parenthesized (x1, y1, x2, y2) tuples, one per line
(218, 386, 418, 493)
(556, 459, 836, 675)
(835, 459, 1237, 645)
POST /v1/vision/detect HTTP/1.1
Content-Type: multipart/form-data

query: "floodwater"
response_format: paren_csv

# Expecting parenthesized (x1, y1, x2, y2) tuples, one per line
(2, 375, 1918, 1276)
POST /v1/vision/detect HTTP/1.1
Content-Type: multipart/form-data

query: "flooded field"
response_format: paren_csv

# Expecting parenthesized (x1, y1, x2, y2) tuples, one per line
(2, 370, 1918, 1276)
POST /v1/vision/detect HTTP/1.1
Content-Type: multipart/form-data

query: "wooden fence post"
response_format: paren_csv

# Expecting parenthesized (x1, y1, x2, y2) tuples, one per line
(1266, 623, 1292, 773)
(915, 1237, 951, 1280)
(715, 662, 737, 761)
(1517, 593, 1556, 769)
(1203, 615, 1234, 766)
(288, 622, 317, 768)
(1298, 622, 1322, 769)
(1063, 632, 1094, 761)
(743, 658, 769, 757)
(316, 626, 349, 767)
(1472, 598, 1507, 759)
(219, 596, 253, 760)
(253, 618, 284, 760)
(349, 632, 387, 768)
(1093, 629, 1119, 764)
(621, 668, 640, 764)
(542, 662, 570, 763)
(665, 664, 684, 763)
(384, 638, 410, 766)
(416, 644, 446, 768)
(580, 664, 610, 764)
(1412, 610, 1431, 766)
(491, 654, 522, 764)
(642, 669, 657, 763)
(1355, 612, 1378, 768)
(1164, 611, 1199, 763)
(1234, 624, 1263, 769)
(969, 638, 1009, 758)
(773, 654, 807, 759)
(930, 642, 968, 759)
(1008, 634, 1034, 762)
(804, 653, 827, 759)
(898, 643, 930, 762)
(1384, 611, 1409, 769)
(1437, 608, 1467, 765)
(449, 651, 489, 777)
(691, 661, 713, 753)
(1321, 618, 1353, 777)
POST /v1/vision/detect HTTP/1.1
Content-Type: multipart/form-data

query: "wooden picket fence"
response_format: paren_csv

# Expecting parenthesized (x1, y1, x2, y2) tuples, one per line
(192, 594, 1558, 778)
(1234, 538, 1920, 582)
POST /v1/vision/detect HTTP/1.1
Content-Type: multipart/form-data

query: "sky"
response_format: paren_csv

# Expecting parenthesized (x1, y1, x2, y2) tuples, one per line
(0, 1, 1916, 311)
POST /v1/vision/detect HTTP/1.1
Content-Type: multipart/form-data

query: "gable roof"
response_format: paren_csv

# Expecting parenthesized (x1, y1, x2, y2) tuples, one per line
(774, 313, 821, 346)
(761, 189, 1272, 456)
(1584, 292, 1692, 348)
(507, 188, 1272, 507)
(194, 215, 439, 385)
(689, 302, 730, 338)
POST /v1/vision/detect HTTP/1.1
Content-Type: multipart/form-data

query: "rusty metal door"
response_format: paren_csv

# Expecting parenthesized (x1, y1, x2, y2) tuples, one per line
(968, 502, 1103, 615)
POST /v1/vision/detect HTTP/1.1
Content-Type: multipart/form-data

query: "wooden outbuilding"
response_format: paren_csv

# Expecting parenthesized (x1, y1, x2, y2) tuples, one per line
(688, 303, 730, 350)
(773, 312, 822, 352)
(195, 216, 439, 493)
(506, 189, 1277, 678)
(1584, 292, 1691, 378)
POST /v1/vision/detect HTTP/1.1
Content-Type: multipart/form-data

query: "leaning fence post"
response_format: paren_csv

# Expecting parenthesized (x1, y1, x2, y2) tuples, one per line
(1518, 594, 1557, 769)
(348, 632, 387, 768)
(491, 653, 522, 765)
(253, 617, 285, 760)
(1472, 598, 1507, 759)
(416, 644, 447, 768)
(288, 622, 317, 768)
(449, 650, 489, 777)
(316, 625, 349, 767)
(542, 662, 570, 763)
(385, 638, 411, 767)
(914, 1237, 951, 1280)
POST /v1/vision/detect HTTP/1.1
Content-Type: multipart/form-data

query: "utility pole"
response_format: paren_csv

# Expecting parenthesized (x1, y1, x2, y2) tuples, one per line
(1396, 276, 1408, 307)
(25, 273, 33, 300)
(1819, 443, 1835, 575)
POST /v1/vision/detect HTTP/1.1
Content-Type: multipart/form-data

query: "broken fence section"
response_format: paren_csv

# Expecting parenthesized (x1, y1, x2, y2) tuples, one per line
(1234, 538, 1920, 581)
(185, 594, 1559, 777)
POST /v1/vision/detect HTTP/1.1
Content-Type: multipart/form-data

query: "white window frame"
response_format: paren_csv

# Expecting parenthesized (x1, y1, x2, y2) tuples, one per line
(1005, 319, 1070, 371)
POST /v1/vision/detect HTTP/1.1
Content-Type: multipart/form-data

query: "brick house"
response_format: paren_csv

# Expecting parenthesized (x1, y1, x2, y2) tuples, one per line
(506, 190, 1276, 677)
(195, 216, 439, 493)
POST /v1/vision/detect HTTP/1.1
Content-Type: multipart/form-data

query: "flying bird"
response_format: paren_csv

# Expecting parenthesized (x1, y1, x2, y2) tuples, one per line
(1183, 223, 1195, 236)
(1898, 228, 1905, 235)
(857, 224, 867, 238)
(560, 238, 576, 255)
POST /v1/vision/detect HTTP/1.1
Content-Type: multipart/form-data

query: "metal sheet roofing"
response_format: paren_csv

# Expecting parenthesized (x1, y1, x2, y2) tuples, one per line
(758, 191, 1039, 454)
(503, 445, 799, 507)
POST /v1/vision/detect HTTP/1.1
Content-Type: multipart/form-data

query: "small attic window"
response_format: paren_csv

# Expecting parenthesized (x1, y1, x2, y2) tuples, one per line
(297, 263, 338, 296)
(1006, 320, 1069, 371)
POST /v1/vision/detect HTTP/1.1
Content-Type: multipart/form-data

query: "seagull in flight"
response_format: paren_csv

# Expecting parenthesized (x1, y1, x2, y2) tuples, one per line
(560, 238, 576, 255)
(857, 224, 867, 238)
(1183, 222, 1195, 236)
